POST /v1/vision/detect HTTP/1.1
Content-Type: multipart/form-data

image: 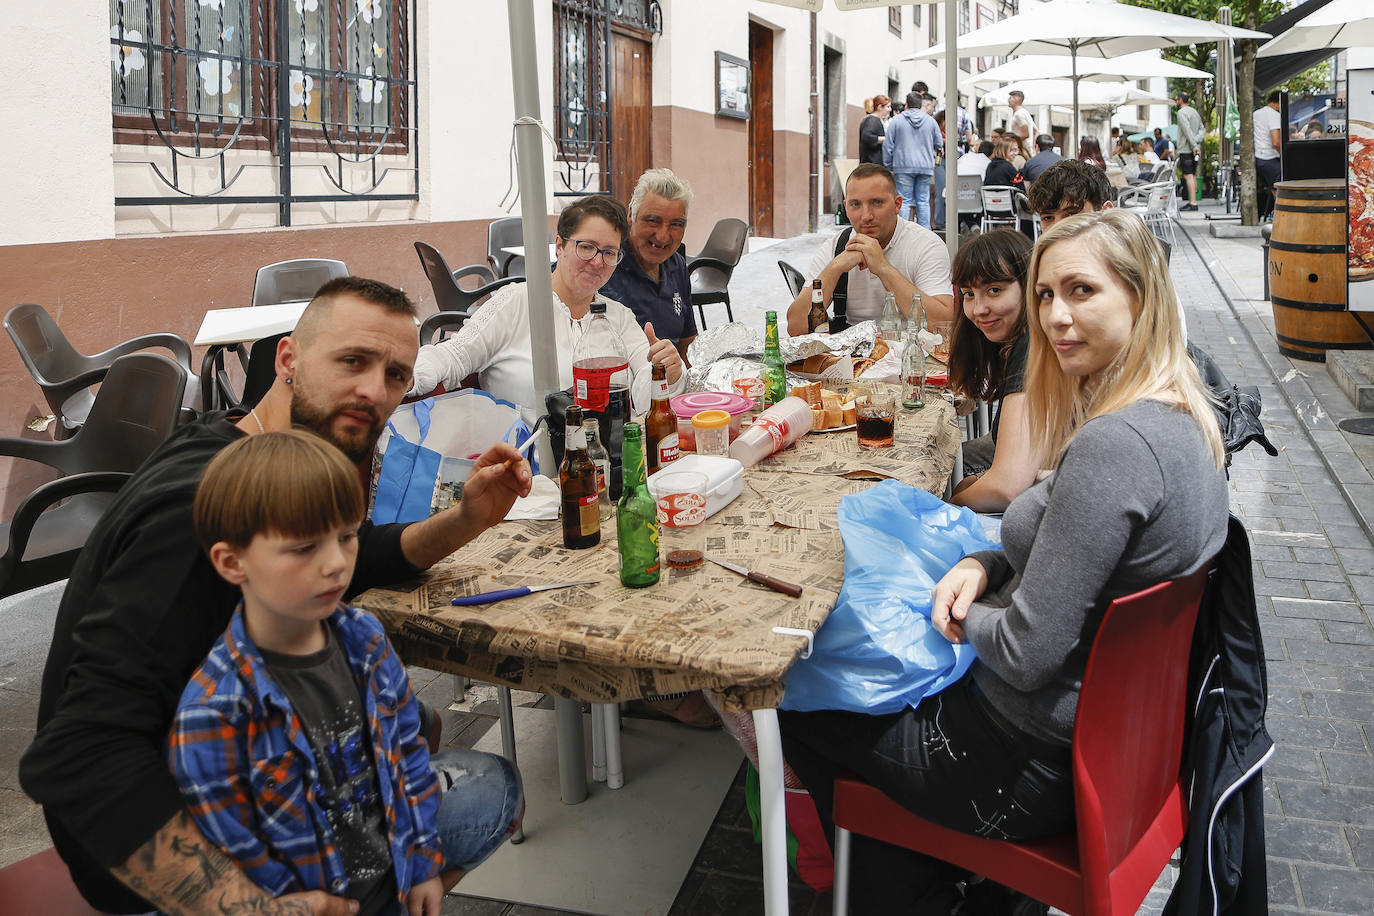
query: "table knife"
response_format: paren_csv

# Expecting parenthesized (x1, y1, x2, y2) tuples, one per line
(709, 558, 803, 598)
(451, 580, 598, 606)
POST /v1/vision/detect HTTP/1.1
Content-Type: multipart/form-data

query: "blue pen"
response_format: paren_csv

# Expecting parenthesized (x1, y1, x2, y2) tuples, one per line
(451, 579, 599, 606)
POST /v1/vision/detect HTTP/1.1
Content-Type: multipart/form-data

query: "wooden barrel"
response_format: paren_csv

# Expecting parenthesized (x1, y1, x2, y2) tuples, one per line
(1268, 178, 1374, 361)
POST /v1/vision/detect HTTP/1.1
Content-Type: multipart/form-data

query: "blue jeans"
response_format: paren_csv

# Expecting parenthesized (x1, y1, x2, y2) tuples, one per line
(895, 171, 934, 227)
(430, 749, 525, 873)
(933, 165, 946, 229)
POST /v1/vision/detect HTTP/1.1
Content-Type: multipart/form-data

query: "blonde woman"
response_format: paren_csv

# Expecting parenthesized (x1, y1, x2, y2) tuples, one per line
(779, 209, 1228, 913)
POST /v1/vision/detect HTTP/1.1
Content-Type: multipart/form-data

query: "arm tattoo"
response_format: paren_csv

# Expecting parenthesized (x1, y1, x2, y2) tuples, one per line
(111, 810, 310, 916)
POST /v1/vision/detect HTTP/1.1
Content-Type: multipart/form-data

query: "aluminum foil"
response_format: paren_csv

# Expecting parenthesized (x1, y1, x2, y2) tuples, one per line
(685, 320, 892, 392)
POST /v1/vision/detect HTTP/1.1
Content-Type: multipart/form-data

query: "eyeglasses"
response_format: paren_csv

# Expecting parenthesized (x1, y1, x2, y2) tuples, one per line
(566, 239, 623, 266)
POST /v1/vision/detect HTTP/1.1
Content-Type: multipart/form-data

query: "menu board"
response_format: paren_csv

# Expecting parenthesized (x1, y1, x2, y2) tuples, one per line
(1349, 68, 1374, 310)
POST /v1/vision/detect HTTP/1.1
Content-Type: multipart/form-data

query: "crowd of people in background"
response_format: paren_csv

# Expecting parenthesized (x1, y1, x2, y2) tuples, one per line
(859, 81, 1208, 233)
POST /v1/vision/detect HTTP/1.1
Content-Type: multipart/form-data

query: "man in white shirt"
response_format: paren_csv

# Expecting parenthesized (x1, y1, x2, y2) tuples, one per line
(1253, 90, 1282, 219)
(1008, 90, 1036, 143)
(958, 140, 993, 179)
(786, 163, 953, 336)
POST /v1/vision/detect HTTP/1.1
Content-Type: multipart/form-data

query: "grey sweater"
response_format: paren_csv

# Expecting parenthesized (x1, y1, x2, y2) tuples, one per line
(965, 399, 1228, 746)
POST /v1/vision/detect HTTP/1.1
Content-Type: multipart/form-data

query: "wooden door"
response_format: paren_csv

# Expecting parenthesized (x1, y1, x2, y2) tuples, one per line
(611, 31, 652, 203)
(748, 22, 774, 237)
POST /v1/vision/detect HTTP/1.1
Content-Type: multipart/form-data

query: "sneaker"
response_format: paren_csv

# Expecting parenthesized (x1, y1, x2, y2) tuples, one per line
(1181, 203, 1199, 212)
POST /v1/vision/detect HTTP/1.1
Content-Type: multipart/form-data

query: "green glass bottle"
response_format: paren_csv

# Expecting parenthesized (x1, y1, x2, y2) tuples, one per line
(616, 423, 660, 588)
(762, 310, 787, 407)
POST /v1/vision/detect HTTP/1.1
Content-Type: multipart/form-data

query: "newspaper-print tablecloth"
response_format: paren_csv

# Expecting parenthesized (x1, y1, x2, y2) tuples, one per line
(355, 394, 959, 712)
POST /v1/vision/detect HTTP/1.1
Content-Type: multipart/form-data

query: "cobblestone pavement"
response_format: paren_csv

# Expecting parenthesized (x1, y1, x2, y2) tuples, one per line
(2, 204, 1372, 915)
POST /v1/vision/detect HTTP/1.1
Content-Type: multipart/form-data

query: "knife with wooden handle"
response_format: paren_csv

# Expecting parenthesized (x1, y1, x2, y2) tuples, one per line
(709, 558, 803, 598)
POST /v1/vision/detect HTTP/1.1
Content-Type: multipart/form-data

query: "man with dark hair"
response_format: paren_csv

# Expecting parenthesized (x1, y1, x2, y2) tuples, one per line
(1017, 133, 1063, 185)
(1007, 90, 1035, 142)
(1253, 89, 1283, 219)
(1175, 91, 1204, 211)
(786, 163, 953, 335)
(1153, 126, 1175, 161)
(885, 91, 944, 227)
(1027, 159, 1114, 229)
(911, 80, 929, 95)
(22, 278, 532, 916)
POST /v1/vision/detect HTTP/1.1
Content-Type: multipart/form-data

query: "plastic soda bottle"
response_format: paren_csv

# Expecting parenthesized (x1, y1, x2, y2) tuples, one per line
(762, 310, 788, 407)
(572, 301, 630, 413)
(644, 362, 678, 475)
(617, 424, 660, 587)
(560, 405, 600, 549)
(583, 416, 612, 521)
(901, 295, 927, 410)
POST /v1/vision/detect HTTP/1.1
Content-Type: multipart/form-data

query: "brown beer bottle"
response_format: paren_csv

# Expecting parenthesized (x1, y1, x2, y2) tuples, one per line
(806, 279, 829, 333)
(643, 361, 678, 475)
(560, 405, 601, 549)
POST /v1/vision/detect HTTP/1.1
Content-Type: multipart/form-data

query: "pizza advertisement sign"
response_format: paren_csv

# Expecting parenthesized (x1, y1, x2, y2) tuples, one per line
(1350, 68, 1374, 309)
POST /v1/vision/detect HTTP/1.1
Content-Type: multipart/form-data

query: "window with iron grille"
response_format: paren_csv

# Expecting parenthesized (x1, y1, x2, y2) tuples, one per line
(928, 8, 938, 46)
(551, 0, 659, 196)
(958, 0, 971, 73)
(912, 5, 920, 28)
(108, 0, 417, 225)
(889, 7, 901, 36)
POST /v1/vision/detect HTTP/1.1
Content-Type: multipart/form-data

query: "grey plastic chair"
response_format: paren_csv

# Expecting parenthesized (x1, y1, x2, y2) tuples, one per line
(687, 217, 749, 329)
(487, 218, 553, 279)
(5, 303, 195, 440)
(415, 242, 523, 324)
(778, 260, 806, 300)
(251, 258, 349, 307)
(0, 353, 186, 598)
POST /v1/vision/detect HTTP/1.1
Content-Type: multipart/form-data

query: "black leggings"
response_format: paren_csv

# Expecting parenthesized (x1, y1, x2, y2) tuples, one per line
(779, 676, 1074, 913)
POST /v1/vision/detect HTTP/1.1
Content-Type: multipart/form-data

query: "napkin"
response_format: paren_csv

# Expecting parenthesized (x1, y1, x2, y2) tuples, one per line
(504, 474, 561, 520)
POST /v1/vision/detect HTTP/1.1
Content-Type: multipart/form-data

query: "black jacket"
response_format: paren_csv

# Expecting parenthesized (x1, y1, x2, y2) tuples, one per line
(19, 412, 419, 913)
(1164, 515, 1274, 916)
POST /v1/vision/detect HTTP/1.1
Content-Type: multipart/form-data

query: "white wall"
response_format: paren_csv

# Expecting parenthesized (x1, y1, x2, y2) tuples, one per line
(1, 1, 114, 246)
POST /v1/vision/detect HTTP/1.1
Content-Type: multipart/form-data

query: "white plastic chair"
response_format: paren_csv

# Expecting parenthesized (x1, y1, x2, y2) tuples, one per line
(979, 186, 1018, 234)
(1118, 181, 1176, 246)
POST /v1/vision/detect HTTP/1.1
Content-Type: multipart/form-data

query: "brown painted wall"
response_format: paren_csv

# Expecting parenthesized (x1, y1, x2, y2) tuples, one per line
(846, 104, 865, 161)
(0, 218, 500, 508)
(655, 105, 749, 253)
(773, 129, 812, 239)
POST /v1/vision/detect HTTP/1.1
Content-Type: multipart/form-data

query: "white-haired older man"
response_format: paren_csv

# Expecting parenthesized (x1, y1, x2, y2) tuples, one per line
(600, 167, 696, 363)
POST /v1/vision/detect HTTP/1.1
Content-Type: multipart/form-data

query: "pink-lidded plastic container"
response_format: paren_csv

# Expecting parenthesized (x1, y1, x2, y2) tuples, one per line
(670, 392, 754, 451)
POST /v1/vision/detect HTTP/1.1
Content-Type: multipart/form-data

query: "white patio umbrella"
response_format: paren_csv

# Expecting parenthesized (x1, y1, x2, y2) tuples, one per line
(1258, 0, 1374, 57)
(964, 51, 1212, 92)
(980, 80, 1174, 109)
(757, 0, 961, 256)
(905, 0, 1266, 154)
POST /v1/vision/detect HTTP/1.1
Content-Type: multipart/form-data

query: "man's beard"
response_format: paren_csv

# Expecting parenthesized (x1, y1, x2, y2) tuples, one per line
(289, 385, 383, 464)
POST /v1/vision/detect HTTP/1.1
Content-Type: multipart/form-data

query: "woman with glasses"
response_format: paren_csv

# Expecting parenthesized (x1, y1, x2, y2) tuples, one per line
(410, 195, 685, 413)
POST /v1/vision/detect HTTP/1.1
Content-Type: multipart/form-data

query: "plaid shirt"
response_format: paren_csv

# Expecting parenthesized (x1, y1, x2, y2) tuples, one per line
(168, 604, 443, 902)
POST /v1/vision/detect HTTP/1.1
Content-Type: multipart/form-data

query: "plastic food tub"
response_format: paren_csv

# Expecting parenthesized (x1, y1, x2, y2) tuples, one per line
(670, 391, 753, 451)
(647, 453, 743, 520)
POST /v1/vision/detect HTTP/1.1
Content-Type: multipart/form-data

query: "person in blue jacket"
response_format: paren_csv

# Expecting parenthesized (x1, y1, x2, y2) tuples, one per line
(883, 91, 943, 228)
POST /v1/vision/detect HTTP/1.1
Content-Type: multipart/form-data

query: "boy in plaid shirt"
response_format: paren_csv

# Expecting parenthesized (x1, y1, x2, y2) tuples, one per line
(168, 430, 522, 915)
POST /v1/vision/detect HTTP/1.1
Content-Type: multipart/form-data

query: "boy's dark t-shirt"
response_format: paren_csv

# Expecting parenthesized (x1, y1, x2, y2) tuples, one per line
(260, 626, 399, 915)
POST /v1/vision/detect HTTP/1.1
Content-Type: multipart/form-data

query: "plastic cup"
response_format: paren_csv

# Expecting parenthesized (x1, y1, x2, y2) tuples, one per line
(855, 390, 896, 449)
(929, 321, 953, 363)
(649, 471, 709, 572)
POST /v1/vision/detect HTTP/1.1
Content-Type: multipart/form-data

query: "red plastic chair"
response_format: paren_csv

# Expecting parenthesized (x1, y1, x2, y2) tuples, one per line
(831, 564, 1213, 916)
(0, 848, 103, 916)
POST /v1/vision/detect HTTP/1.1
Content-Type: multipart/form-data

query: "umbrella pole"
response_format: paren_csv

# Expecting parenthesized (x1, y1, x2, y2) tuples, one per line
(507, 0, 557, 481)
(945, 0, 959, 258)
(1071, 42, 1080, 160)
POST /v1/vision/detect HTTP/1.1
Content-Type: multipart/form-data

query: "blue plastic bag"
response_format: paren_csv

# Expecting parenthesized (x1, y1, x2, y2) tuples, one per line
(780, 480, 1001, 715)
(372, 390, 532, 524)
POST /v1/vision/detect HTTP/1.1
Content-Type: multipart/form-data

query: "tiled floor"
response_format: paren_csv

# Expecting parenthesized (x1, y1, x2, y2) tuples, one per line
(3, 203, 1373, 914)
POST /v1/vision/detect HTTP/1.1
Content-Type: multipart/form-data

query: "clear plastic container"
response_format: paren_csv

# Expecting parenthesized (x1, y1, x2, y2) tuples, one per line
(692, 410, 732, 458)
(728, 396, 814, 468)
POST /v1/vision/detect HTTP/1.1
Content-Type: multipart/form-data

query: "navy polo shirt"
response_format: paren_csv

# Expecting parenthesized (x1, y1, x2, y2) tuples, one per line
(600, 245, 697, 344)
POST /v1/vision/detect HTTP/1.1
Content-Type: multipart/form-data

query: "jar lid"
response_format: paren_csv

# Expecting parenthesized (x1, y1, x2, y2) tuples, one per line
(691, 409, 732, 430)
(671, 391, 752, 419)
